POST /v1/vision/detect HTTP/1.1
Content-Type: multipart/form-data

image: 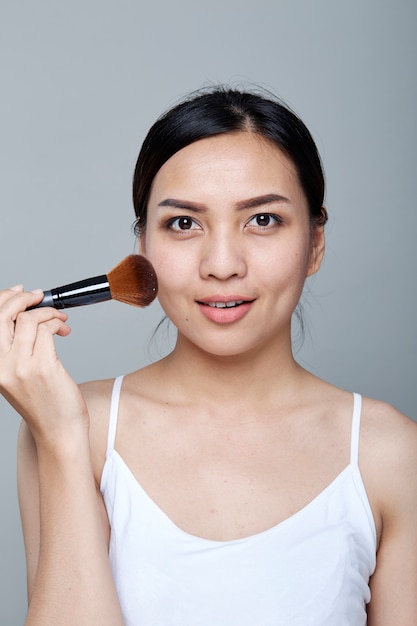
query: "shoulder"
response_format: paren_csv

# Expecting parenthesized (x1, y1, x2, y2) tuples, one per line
(360, 397, 417, 537)
(78, 370, 156, 480)
(360, 397, 417, 474)
(359, 399, 417, 622)
(79, 378, 115, 409)
(79, 378, 118, 483)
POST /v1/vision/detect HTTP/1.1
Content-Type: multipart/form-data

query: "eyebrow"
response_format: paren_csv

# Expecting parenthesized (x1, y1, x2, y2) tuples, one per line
(158, 198, 206, 213)
(235, 193, 290, 210)
(158, 194, 289, 213)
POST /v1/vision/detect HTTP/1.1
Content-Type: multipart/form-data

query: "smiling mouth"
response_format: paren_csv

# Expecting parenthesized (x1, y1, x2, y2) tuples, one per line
(205, 300, 245, 308)
(197, 299, 254, 309)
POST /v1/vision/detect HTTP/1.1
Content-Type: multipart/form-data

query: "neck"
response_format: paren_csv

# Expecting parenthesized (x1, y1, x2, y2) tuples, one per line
(159, 331, 306, 408)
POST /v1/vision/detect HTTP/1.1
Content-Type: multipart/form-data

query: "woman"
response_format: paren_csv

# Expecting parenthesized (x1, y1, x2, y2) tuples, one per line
(1, 87, 416, 625)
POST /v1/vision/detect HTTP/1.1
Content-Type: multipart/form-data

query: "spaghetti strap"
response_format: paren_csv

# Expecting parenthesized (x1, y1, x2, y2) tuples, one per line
(350, 392, 362, 467)
(106, 375, 124, 457)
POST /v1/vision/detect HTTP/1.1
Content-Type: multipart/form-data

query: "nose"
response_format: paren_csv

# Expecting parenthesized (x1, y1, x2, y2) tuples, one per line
(199, 231, 247, 280)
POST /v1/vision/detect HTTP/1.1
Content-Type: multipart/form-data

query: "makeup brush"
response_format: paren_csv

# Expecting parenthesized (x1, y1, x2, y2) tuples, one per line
(29, 255, 158, 310)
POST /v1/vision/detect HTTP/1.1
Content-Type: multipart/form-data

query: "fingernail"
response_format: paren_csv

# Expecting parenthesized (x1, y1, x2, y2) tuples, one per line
(10, 284, 24, 291)
(30, 289, 44, 294)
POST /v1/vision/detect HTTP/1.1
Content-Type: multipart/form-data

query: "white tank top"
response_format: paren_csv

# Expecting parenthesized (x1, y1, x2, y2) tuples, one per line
(101, 376, 376, 626)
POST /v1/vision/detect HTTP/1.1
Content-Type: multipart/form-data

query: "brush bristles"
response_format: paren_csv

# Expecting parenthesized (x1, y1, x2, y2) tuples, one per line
(107, 255, 158, 307)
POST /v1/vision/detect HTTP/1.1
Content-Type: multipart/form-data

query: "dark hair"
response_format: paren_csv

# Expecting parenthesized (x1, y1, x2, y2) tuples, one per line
(133, 86, 327, 236)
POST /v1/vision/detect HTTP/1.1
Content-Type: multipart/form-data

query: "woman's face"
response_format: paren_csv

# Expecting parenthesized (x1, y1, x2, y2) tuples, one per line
(142, 132, 324, 358)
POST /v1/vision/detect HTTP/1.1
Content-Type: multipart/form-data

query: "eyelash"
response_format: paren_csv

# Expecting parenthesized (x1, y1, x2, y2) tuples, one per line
(246, 213, 284, 229)
(163, 213, 284, 233)
(163, 216, 200, 232)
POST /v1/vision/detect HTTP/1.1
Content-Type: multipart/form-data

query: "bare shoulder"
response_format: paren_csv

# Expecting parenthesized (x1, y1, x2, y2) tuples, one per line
(361, 397, 417, 470)
(79, 378, 118, 482)
(360, 397, 417, 531)
(359, 399, 417, 622)
(78, 369, 155, 480)
(79, 378, 115, 409)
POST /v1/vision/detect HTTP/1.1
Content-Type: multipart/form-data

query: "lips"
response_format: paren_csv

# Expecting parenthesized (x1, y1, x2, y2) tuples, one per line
(196, 296, 254, 323)
(205, 300, 245, 309)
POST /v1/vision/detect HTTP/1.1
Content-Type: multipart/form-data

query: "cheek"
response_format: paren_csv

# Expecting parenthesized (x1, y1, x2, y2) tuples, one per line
(256, 239, 311, 289)
(144, 227, 198, 277)
(145, 244, 193, 308)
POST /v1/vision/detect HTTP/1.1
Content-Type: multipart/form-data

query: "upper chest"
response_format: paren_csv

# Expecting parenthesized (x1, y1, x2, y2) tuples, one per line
(108, 401, 353, 542)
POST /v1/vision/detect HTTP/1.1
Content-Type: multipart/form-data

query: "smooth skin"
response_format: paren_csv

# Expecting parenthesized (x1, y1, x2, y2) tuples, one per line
(2, 132, 416, 624)
(0, 287, 124, 625)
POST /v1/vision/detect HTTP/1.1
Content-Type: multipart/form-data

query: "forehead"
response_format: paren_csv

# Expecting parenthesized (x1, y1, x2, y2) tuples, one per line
(149, 132, 303, 201)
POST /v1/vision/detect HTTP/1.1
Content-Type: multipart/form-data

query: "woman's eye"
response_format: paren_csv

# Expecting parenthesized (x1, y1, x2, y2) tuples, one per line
(166, 216, 199, 231)
(247, 214, 282, 228)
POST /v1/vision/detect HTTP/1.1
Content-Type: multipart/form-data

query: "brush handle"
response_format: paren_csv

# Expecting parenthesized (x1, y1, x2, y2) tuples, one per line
(30, 275, 111, 309)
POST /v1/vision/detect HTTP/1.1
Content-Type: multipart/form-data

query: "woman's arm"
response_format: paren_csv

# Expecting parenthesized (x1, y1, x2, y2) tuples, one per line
(17, 422, 40, 599)
(19, 425, 123, 625)
(366, 405, 417, 625)
(1, 286, 124, 625)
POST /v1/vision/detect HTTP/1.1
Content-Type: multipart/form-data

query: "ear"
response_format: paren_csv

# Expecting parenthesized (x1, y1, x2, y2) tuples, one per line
(306, 224, 325, 277)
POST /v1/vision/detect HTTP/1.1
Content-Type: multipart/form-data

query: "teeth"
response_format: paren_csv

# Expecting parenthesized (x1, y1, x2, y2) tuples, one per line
(207, 300, 244, 308)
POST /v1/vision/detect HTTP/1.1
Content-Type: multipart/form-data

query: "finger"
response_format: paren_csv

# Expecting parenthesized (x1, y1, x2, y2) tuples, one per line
(0, 288, 45, 320)
(56, 322, 72, 338)
(0, 315, 70, 395)
(0, 289, 43, 353)
(8, 308, 69, 357)
(1, 317, 70, 392)
(0, 284, 23, 307)
(31, 317, 71, 358)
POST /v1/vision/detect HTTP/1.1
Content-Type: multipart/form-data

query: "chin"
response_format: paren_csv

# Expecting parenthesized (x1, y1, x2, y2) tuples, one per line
(184, 334, 270, 361)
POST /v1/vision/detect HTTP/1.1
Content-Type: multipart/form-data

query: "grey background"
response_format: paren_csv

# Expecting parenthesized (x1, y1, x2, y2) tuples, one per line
(0, 0, 415, 622)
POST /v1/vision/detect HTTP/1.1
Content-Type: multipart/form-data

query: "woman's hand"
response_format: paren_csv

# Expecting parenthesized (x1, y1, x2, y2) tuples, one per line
(2, 284, 126, 624)
(0, 284, 88, 447)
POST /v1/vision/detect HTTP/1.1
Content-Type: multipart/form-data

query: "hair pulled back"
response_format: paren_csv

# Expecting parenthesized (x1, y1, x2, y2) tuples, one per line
(133, 86, 326, 235)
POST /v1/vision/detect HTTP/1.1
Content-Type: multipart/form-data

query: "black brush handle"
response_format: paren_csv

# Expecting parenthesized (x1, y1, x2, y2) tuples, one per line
(29, 275, 111, 309)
